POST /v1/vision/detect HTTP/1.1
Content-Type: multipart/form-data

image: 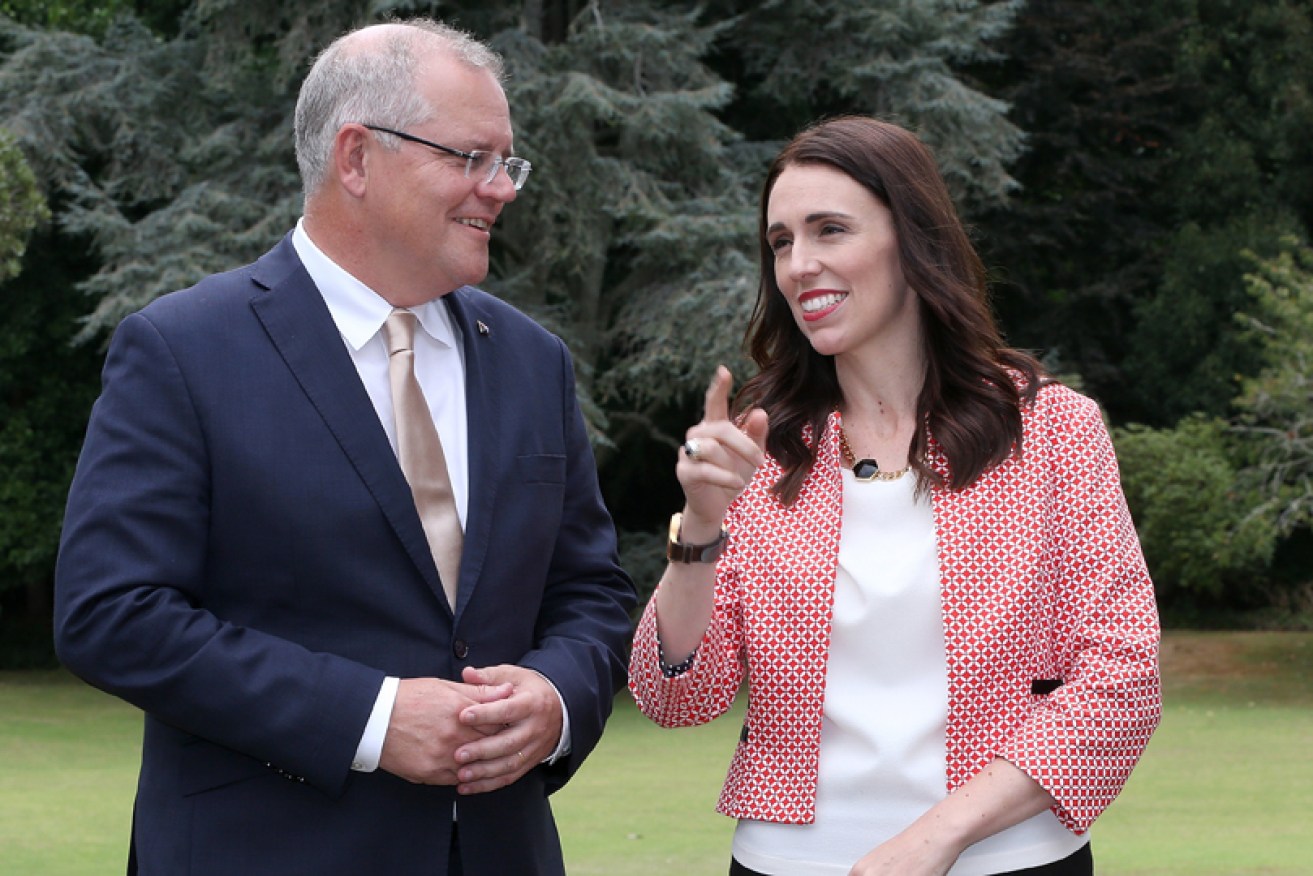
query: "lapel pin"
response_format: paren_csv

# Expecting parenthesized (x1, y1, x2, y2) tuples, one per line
(476, 320, 490, 336)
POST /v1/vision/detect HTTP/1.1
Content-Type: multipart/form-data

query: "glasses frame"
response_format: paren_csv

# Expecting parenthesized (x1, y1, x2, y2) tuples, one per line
(362, 124, 532, 190)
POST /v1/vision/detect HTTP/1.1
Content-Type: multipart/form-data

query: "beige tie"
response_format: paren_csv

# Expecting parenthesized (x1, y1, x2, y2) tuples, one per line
(384, 309, 462, 607)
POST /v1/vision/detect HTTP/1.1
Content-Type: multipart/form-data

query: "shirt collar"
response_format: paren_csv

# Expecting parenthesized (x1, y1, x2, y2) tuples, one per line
(291, 218, 459, 352)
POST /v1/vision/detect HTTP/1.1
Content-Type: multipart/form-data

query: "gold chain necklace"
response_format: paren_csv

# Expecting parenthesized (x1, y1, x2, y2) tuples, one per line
(837, 422, 911, 482)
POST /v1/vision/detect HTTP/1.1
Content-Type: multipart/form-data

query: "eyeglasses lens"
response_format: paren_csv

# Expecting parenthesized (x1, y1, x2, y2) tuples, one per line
(467, 153, 531, 190)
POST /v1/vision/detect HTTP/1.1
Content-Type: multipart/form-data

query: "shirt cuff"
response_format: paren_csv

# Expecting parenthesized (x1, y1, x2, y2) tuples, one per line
(351, 676, 399, 772)
(529, 669, 572, 764)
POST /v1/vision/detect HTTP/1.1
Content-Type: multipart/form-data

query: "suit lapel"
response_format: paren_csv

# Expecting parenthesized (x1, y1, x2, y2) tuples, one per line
(443, 290, 502, 614)
(247, 238, 447, 605)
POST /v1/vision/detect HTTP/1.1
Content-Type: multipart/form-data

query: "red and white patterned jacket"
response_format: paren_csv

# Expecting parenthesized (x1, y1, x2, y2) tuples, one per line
(629, 382, 1161, 834)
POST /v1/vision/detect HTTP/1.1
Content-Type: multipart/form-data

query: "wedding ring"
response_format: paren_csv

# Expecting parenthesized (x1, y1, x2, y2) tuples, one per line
(682, 439, 703, 460)
(516, 750, 526, 763)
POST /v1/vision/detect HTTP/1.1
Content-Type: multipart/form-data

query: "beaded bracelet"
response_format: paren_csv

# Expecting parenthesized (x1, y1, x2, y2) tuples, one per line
(658, 645, 697, 678)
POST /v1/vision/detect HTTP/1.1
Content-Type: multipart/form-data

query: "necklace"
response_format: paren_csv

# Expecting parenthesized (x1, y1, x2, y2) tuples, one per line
(837, 422, 911, 482)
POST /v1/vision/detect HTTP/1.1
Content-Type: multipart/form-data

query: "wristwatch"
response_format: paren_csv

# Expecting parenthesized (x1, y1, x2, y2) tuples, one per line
(666, 512, 728, 563)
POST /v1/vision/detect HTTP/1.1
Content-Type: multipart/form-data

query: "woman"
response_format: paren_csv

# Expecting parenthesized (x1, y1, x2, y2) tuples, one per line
(627, 116, 1161, 876)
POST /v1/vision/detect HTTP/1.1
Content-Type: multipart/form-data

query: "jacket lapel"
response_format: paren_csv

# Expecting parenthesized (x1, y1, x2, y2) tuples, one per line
(442, 289, 502, 614)
(246, 237, 447, 605)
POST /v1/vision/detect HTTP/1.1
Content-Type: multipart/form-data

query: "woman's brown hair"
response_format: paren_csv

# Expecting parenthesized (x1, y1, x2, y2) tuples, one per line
(737, 115, 1043, 504)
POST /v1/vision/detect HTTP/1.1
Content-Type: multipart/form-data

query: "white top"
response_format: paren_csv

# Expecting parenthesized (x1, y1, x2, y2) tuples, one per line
(733, 469, 1085, 875)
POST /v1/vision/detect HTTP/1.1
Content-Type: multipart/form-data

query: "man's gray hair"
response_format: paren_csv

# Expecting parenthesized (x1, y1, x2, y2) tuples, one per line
(294, 19, 505, 198)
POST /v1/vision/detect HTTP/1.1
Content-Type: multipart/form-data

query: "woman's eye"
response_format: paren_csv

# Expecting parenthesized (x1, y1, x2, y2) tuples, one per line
(820, 223, 845, 236)
(769, 236, 792, 253)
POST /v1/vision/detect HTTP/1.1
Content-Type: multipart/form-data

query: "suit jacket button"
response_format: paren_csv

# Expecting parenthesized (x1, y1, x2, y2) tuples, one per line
(453, 639, 469, 659)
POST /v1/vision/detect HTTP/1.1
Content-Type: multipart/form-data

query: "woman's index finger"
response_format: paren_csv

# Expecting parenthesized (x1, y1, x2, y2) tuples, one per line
(704, 366, 733, 423)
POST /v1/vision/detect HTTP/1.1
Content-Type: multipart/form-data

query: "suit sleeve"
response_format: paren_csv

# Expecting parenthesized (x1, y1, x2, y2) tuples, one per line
(54, 313, 381, 796)
(514, 339, 637, 788)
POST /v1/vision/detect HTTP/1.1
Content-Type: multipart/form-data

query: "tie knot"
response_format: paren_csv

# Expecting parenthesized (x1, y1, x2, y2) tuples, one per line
(384, 308, 417, 356)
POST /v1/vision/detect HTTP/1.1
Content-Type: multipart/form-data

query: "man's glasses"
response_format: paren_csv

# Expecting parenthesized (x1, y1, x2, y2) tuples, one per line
(363, 124, 533, 191)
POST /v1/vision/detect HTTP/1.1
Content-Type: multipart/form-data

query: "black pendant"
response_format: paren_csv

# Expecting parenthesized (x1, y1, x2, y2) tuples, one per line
(852, 458, 880, 481)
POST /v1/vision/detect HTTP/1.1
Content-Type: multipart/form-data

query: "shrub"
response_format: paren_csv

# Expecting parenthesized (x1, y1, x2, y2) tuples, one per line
(1114, 415, 1278, 605)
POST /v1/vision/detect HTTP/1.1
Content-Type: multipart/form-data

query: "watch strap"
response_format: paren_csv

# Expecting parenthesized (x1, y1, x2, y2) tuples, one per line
(666, 512, 728, 563)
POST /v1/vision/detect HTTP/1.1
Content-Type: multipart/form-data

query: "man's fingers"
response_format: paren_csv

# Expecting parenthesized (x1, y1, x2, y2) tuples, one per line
(468, 681, 514, 704)
(455, 741, 537, 794)
(379, 677, 502, 784)
(459, 696, 521, 728)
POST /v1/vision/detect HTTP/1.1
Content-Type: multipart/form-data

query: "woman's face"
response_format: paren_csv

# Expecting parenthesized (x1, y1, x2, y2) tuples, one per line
(764, 163, 919, 360)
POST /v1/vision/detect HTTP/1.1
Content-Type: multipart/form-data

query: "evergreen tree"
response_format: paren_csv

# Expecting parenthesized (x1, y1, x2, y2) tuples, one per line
(710, 0, 1026, 211)
(492, 3, 756, 447)
(972, 0, 1194, 415)
(0, 226, 104, 613)
(0, 14, 302, 340)
(0, 0, 1043, 615)
(0, 130, 46, 280)
(1235, 239, 1313, 538)
(0, 3, 365, 618)
(1123, 0, 1313, 424)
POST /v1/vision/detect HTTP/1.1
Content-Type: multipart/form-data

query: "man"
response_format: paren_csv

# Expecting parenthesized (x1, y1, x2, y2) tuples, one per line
(53, 19, 635, 876)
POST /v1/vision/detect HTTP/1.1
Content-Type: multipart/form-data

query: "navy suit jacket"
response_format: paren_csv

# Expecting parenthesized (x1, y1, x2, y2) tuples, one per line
(54, 235, 636, 875)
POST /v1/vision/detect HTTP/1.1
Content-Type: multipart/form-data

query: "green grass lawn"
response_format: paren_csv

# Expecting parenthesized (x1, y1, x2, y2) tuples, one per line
(2, 631, 1310, 875)
(0, 669, 138, 874)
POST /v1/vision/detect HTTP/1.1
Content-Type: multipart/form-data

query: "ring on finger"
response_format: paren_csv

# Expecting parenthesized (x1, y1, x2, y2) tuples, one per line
(682, 439, 704, 460)
(516, 750, 526, 763)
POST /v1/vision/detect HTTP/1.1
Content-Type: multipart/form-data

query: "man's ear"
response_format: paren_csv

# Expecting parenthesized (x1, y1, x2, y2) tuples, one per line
(333, 124, 371, 198)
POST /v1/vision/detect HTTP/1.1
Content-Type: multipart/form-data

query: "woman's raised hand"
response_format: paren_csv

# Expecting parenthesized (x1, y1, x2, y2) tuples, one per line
(676, 366, 769, 538)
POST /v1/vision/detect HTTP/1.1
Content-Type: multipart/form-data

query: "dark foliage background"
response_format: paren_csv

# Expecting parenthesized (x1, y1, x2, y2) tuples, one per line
(2, 0, 1311, 660)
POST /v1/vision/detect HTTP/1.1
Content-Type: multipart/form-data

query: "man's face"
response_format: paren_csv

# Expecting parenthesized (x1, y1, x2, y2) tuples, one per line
(363, 54, 519, 302)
